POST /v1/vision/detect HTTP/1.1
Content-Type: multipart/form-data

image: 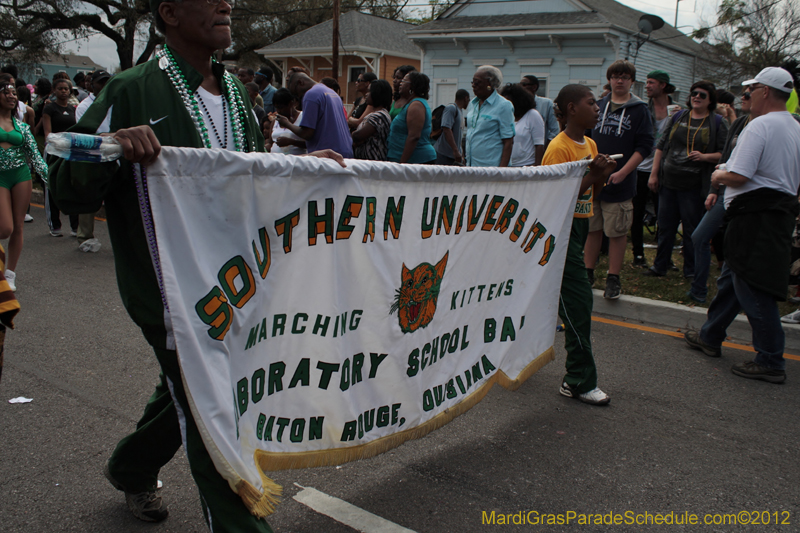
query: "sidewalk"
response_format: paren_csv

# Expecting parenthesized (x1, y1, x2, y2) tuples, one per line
(593, 290, 800, 353)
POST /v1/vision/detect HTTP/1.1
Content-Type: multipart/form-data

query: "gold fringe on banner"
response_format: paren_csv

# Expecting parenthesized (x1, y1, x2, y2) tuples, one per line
(236, 469, 283, 518)
(182, 347, 552, 517)
(243, 346, 554, 516)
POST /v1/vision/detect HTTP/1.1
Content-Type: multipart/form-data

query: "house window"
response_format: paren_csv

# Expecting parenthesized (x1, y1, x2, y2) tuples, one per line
(570, 79, 603, 95)
(535, 78, 548, 98)
(349, 66, 366, 83)
(433, 79, 459, 108)
(34, 68, 43, 76)
(633, 82, 644, 98)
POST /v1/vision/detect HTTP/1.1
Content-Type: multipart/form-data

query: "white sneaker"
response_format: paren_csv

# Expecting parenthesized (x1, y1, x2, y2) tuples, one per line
(70, 229, 78, 237)
(24, 213, 33, 223)
(560, 382, 610, 405)
(5, 269, 16, 292)
(50, 229, 63, 237)
(781, 309, 800, 324)
(79, 238, 101, 253)
(577, 387, 611, 405)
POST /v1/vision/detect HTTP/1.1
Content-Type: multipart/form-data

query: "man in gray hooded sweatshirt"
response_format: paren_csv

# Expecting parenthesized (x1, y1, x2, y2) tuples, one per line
(585, 60, 653, 299)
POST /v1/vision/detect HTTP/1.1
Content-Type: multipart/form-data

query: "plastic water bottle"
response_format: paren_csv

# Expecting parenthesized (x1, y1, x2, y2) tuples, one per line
(45, 133, 123, 163)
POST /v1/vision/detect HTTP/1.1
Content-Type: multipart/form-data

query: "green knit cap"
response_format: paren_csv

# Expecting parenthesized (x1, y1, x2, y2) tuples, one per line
(646, 70, 676, 93)
(647, 70, 671, 84)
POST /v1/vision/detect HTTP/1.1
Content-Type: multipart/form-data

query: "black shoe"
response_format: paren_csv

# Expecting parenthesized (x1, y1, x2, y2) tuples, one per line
(684, 330, 721, 357)
(642, 268, 666, 277)
(686, 290, 706, 304)
(587, 268, 595, 287)
(104, 461, 169, 523)
(604, 274, 621, 300)
(668, 262, 679, 271)
(633, 255, 648, 268)
(731, 361, 786, 384)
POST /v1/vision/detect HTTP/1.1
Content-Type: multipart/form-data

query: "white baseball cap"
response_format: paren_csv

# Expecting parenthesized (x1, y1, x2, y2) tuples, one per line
(742, 67, 795, 93)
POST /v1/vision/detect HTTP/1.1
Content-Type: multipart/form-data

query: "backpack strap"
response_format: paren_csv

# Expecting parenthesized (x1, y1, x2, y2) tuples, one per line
(660, 109, 686, 158)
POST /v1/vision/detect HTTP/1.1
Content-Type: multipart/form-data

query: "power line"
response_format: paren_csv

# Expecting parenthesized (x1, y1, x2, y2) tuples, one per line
(619, 0, 685, 13)
(649, 0, 782, 43)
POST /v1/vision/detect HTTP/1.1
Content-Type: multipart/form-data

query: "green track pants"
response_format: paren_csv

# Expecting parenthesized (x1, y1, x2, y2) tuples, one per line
(558, 218, 599, 394)
(107, 347, 274, 532)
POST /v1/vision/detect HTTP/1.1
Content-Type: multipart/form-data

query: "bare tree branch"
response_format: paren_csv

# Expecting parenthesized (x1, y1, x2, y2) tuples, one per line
(696, 0, 800, 86)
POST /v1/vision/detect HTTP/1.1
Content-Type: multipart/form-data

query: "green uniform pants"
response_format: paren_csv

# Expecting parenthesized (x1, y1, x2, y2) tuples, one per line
(558, 217, 598, 393)
(77, 212, 95, 242)
(107, 347, 273, 532)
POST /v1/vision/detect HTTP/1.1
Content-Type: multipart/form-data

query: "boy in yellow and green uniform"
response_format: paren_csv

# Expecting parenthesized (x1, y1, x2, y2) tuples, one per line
(543, 84, 616, 405)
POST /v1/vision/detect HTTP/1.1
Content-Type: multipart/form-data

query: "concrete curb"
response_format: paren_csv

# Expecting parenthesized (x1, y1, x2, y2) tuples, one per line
(593, 290, 800, 353)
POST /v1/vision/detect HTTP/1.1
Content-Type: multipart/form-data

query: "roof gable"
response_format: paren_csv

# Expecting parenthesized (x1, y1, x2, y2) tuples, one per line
(414, 0, 704, 57)
(580, 0, 704, 55)
(442, 0, 589, 18)
(258, 11, 419, 57)
(6, 51, 104, 70)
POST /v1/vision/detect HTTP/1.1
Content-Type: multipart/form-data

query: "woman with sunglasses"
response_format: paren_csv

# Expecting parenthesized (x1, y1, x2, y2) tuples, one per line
(348, 72, 377, 130)
(687, 87, 753, 303)
(646, 80, 729, 284)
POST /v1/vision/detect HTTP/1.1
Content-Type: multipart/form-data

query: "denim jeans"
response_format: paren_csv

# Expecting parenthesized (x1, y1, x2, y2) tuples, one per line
(652, 186, 705, 277)
(700, 263, 785, 370)
(690, 196, 726, 299)
(631, 171, 659, 257)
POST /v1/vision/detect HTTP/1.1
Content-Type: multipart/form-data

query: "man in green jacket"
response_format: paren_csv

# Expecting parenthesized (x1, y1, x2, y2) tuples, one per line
(49, 0, 340, 530)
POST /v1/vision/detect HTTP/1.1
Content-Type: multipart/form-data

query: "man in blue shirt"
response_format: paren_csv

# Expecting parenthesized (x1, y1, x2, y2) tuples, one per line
(435, 89, 470, 165)
(280, 71, 354, 158)
(255, 66, 276, 113)
(521, 75, 560, 145)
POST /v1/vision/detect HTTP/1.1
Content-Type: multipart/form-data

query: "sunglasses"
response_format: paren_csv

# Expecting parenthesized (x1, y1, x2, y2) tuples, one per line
(691, 91, 709, 99)
(742, 92, 751, 100)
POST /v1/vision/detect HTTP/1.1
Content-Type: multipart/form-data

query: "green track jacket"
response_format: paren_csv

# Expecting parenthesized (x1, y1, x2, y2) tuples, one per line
(49, 51, 265, 349)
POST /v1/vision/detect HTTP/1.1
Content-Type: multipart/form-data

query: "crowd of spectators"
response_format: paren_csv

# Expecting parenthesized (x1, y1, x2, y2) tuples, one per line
(6, 57, 800, 322)
(4, 55, 800, 384)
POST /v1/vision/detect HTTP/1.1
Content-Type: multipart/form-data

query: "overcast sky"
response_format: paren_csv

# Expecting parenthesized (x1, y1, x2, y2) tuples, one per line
(68, 0, 721, 72)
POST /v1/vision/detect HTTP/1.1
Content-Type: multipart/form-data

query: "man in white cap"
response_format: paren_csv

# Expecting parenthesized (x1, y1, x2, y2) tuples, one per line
(684, 67, 800, 384)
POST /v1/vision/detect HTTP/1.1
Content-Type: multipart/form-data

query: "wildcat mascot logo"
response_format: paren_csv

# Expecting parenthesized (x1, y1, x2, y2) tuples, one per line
(390, 252, 448, 333)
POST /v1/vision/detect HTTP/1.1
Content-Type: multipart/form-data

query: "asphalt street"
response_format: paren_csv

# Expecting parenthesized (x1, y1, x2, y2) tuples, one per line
(1, 209, 799, 533)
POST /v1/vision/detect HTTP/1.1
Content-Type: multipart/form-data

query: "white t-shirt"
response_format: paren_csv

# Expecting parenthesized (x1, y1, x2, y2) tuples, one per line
(510, 108, 545, 167)
(196, 86, 234, 150)
(724, 111, 800, 208)
(16, 101, 26, 121)
(270, 111, 306, 156)
(75, 93, 95, 122)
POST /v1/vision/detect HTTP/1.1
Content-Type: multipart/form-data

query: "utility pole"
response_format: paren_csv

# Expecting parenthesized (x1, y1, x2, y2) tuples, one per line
(674, 0, 680, 27)
(332, 0, 340, 84)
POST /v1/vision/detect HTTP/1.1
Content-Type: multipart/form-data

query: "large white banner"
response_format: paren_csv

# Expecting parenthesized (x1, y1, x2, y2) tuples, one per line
(140, 147, 586, 516)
